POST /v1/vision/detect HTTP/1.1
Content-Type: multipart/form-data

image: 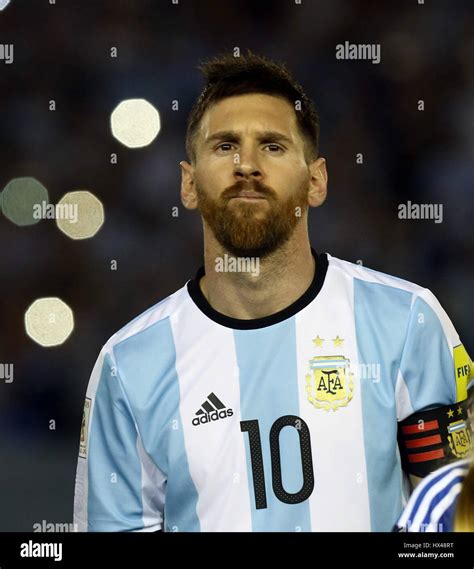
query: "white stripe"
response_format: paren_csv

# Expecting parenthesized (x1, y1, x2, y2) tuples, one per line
(296, 268, 371, 531)
(425, 482, 463, 532)
(396, 475, 427, 529)
(73, 349, 107, 532)
(327, 254, 423, 295)
(135, 436, 166, 532)
(170, 308, 252, 531)
(397, 460, 468, 529)
(415, 288, 459, 349)
(395, 369, 414, 422)
(410, 466, 468, 531)
(449, 423, 466, 432)
(110, 286, 189, 348)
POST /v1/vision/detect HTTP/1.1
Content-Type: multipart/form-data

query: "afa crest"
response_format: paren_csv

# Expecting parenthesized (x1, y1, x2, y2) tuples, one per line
(306, 355, 354, 412)
(447, 419, 472, 459)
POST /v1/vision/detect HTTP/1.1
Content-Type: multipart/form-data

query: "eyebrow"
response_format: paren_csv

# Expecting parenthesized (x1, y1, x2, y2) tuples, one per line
(205, 130, 294, 146)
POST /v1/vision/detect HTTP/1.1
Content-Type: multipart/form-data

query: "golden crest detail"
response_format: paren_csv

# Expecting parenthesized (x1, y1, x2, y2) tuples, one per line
(447, 419, 472, 459)
(306, 355, 354, 412)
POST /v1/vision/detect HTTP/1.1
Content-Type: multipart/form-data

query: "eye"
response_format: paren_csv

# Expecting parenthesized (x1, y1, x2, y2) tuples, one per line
(264, 144, 284, 153)
(216, 143, 235, 152)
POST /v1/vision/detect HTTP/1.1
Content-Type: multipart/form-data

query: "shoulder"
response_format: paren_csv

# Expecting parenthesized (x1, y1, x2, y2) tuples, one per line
(326, 253, 427, 294)
(396, 459, 471, 532)
(326, 253, 449, 316)
(326, 253, 425, 296)
(101, 281, 191, 362)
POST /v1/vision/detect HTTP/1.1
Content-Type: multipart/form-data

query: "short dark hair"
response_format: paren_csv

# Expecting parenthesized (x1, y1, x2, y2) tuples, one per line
(185, 50, 320, 163)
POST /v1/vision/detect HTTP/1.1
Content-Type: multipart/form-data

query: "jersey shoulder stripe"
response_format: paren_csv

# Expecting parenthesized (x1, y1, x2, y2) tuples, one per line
(104, 284, 190, 355)
(327, 253, 459, 344)
(327, 253, 424, 295)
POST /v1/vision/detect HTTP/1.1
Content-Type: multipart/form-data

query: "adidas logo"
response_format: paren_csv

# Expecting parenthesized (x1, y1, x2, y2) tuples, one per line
(192, 392, 234, 426)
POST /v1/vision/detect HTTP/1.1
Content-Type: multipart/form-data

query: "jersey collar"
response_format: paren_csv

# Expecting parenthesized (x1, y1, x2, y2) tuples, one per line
(187, 248, 328, 330)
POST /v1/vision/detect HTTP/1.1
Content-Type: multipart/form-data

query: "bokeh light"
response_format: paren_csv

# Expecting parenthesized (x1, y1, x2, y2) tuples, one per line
(25, 297, 74, 347)
(55, 190, 104, 240)
(0, 0, 11, 11)
(1, 177, 49, 226)
(110, 98, 161, 148)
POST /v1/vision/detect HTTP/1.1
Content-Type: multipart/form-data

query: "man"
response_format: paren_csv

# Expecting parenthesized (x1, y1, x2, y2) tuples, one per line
(74, 51, 473, 532)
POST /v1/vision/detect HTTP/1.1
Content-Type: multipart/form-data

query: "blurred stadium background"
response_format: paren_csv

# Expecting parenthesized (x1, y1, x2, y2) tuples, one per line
(0, 0, 472, 530)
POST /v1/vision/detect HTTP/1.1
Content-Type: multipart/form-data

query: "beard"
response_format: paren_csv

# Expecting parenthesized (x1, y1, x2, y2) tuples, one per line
(195, 178, 309, 259)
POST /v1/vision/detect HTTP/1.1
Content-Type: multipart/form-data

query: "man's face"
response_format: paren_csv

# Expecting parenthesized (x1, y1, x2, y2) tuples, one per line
(190, 93, 317, 258)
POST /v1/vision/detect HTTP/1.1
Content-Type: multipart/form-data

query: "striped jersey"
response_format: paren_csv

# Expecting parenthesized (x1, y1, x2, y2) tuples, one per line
(73, 249, 471, 532)
(394, 459, 471, 531)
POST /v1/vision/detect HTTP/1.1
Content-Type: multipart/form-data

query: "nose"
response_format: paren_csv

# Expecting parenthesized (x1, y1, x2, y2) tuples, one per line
(233, 146, 263, 182)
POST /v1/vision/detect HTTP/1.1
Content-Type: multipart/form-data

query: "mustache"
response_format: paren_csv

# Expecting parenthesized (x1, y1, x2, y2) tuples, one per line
(222, 179, 275, 200)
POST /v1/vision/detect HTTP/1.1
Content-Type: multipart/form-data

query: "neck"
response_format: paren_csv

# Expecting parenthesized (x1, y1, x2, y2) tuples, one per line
(199, 234, 316, 320)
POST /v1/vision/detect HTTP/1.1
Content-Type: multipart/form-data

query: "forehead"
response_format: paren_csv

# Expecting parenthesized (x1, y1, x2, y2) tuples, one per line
(198, 93, 299, 140)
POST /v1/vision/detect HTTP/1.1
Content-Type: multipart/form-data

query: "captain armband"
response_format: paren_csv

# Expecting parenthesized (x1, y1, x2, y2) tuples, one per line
(398, 396, 473, 478)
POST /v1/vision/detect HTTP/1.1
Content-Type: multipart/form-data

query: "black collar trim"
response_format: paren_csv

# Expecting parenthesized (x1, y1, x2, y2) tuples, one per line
(186, 248, 328, 330)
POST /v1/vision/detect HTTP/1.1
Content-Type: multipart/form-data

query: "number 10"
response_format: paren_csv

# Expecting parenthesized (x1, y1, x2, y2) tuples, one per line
(240, 415, 314, 510)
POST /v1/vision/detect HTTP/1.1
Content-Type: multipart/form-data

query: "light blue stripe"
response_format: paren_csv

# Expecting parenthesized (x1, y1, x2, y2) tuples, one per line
(88, 353, 144, 531)
(114, 318, 200, 532)
(354, 279, 412, 531)
(399, 296, 456, 407)
(448, 422, 466, 432)
(310, 358, 350, 368)
(235, 319, 312, 532)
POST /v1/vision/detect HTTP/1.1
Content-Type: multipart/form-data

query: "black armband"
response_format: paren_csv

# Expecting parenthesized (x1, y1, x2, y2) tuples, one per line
(398, 397, 473, 478)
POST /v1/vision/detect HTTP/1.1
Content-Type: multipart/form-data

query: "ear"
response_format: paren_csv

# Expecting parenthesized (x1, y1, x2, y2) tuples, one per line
(308, 157, 328, 208)
(180, 161, 198, 210)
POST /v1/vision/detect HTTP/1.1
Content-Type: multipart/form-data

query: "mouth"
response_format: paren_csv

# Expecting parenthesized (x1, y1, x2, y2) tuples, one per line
(230, 191, 267, 201)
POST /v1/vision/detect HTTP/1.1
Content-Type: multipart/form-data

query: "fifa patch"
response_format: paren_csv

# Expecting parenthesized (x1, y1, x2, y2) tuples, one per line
(79, 398, 92, 458)
(453, 344, 472, 402)
(305, 355, 354, 412)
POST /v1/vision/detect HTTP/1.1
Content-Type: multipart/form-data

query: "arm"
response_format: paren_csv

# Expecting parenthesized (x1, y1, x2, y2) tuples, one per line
(73, 346, 166, 532)
(395, 288, 473, 483)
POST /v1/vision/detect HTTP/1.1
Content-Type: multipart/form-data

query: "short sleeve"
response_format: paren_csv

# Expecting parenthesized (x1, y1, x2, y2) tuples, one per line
(396, 289, 472, 422)
(73, 347, 166, 531)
